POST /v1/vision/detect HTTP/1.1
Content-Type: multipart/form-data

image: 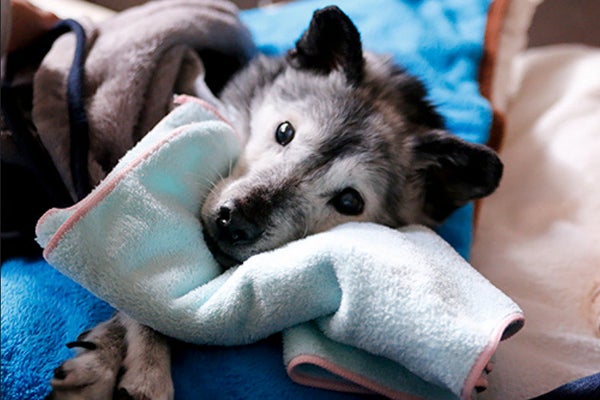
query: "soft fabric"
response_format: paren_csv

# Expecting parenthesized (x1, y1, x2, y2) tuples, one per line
(2, 0, 508, 399)
(472, 45, 600, 399)
(1, 258, 115, 400)
(35, 96, 523, 400)
(0, 257, 365, 400)
(32, 0, 255, 200)
(531, 373, 600, 400)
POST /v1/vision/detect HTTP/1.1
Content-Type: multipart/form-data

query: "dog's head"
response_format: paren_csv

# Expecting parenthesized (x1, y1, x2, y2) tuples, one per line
(201, 6, 502, 265)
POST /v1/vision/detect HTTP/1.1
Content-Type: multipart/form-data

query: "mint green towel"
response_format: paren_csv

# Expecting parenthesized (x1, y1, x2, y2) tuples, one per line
(36, 97, 523, 399)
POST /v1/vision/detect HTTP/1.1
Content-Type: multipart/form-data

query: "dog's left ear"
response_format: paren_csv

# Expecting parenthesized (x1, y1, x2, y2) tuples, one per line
(412, 131, 503, 223)
(287, 6, 364, 85)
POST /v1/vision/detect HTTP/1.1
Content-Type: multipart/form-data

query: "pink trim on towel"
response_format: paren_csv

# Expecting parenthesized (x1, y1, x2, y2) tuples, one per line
(36, 207, 72, 232)
(173, 95, 228, 123)
(289, 313, 524, 400)
(39, 100, 236, 257)
(173, 95, 243, 143)
(40, 124, 186, 257)
(287, 355, 425, 400)
(460, 312, 525, 400)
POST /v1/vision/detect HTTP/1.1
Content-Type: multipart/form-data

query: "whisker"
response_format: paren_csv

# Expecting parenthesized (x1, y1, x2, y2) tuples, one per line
(302, 219, 310, 239)
(199, 171, 224, 198)
(196, 165, 227, 199)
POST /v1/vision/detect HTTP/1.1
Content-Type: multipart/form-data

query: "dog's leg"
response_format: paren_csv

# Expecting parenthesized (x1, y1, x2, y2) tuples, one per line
(115, 314, 174, 400)
(48, 313, 127, 400)
(48, 313, 173, 400)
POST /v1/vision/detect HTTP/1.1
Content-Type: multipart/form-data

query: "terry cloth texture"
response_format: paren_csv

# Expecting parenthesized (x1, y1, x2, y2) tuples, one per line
(36, 97, 524, 400)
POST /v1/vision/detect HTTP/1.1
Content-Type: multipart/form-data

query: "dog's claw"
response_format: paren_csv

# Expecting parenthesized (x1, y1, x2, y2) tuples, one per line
(47, 317, 125, 400)
(66, 340, 98, 350)
(53, 365, 67, 380)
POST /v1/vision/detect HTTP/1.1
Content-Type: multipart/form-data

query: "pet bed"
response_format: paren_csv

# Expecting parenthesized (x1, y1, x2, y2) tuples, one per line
(2, 0, 596, 399)
(471, 44, 600, 400)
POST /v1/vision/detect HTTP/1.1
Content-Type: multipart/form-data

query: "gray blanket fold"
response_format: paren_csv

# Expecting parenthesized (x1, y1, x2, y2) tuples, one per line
(32, 0, 256, 199)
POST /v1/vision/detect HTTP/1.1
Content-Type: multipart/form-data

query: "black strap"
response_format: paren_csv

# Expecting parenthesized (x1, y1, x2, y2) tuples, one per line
(63, 20, 91, 199)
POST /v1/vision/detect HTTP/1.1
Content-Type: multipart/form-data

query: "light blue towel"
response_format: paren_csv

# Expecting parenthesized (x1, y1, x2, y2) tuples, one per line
(36, 97, 524, 399)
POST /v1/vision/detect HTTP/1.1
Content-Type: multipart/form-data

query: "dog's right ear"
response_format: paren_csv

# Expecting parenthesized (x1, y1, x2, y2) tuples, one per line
(287, 6, 364, 86)
(411, 130, 504, 223)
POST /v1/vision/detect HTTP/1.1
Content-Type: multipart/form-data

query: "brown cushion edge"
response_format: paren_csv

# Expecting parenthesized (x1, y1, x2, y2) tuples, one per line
(478, 0, 511, 152)
(475, 0, 511, 226)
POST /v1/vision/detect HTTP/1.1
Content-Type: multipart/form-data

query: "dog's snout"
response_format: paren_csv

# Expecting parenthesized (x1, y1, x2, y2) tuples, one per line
(215, 202, 262, 244)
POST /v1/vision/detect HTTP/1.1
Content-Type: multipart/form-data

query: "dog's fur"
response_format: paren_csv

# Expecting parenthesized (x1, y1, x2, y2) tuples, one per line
(48, 7, 502, 399)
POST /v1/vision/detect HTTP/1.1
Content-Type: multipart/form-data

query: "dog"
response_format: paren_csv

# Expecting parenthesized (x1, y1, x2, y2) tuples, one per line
(47, 6, 502, 400)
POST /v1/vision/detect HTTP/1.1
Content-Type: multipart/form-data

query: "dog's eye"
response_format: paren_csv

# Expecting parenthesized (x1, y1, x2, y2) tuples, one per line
(330, 188, 364, 216)
(275, 121, 295, 146)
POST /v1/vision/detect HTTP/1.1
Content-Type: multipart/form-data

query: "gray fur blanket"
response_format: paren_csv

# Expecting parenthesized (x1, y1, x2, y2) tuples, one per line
(32, 0, 255, 200)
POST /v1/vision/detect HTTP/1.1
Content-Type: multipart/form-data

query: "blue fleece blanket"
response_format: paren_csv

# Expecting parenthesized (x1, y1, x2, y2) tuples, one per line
(2, 0, 496, 399)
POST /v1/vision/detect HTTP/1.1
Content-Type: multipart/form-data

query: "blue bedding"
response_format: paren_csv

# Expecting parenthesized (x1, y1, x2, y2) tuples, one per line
(2, 0, 496, 399)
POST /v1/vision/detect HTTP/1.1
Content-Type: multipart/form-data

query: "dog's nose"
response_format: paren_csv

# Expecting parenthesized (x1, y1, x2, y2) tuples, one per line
(215, 202, 262, 244)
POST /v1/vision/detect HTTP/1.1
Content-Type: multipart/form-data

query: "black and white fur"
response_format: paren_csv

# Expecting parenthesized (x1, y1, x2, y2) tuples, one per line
(48, 6, 502, 399)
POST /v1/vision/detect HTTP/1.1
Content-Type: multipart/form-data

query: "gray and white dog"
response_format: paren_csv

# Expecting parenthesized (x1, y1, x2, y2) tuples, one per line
(48, 6, 502, 400)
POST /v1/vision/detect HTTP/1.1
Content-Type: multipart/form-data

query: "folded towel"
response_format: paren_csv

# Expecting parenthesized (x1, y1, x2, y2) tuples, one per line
(36, 96, 524, 400)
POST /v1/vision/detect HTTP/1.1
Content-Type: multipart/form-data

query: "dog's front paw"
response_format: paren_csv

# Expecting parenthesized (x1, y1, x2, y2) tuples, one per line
(47, 314, 174, 400)
(47, 345, 119, 400)
(47, 317, 126, 400)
